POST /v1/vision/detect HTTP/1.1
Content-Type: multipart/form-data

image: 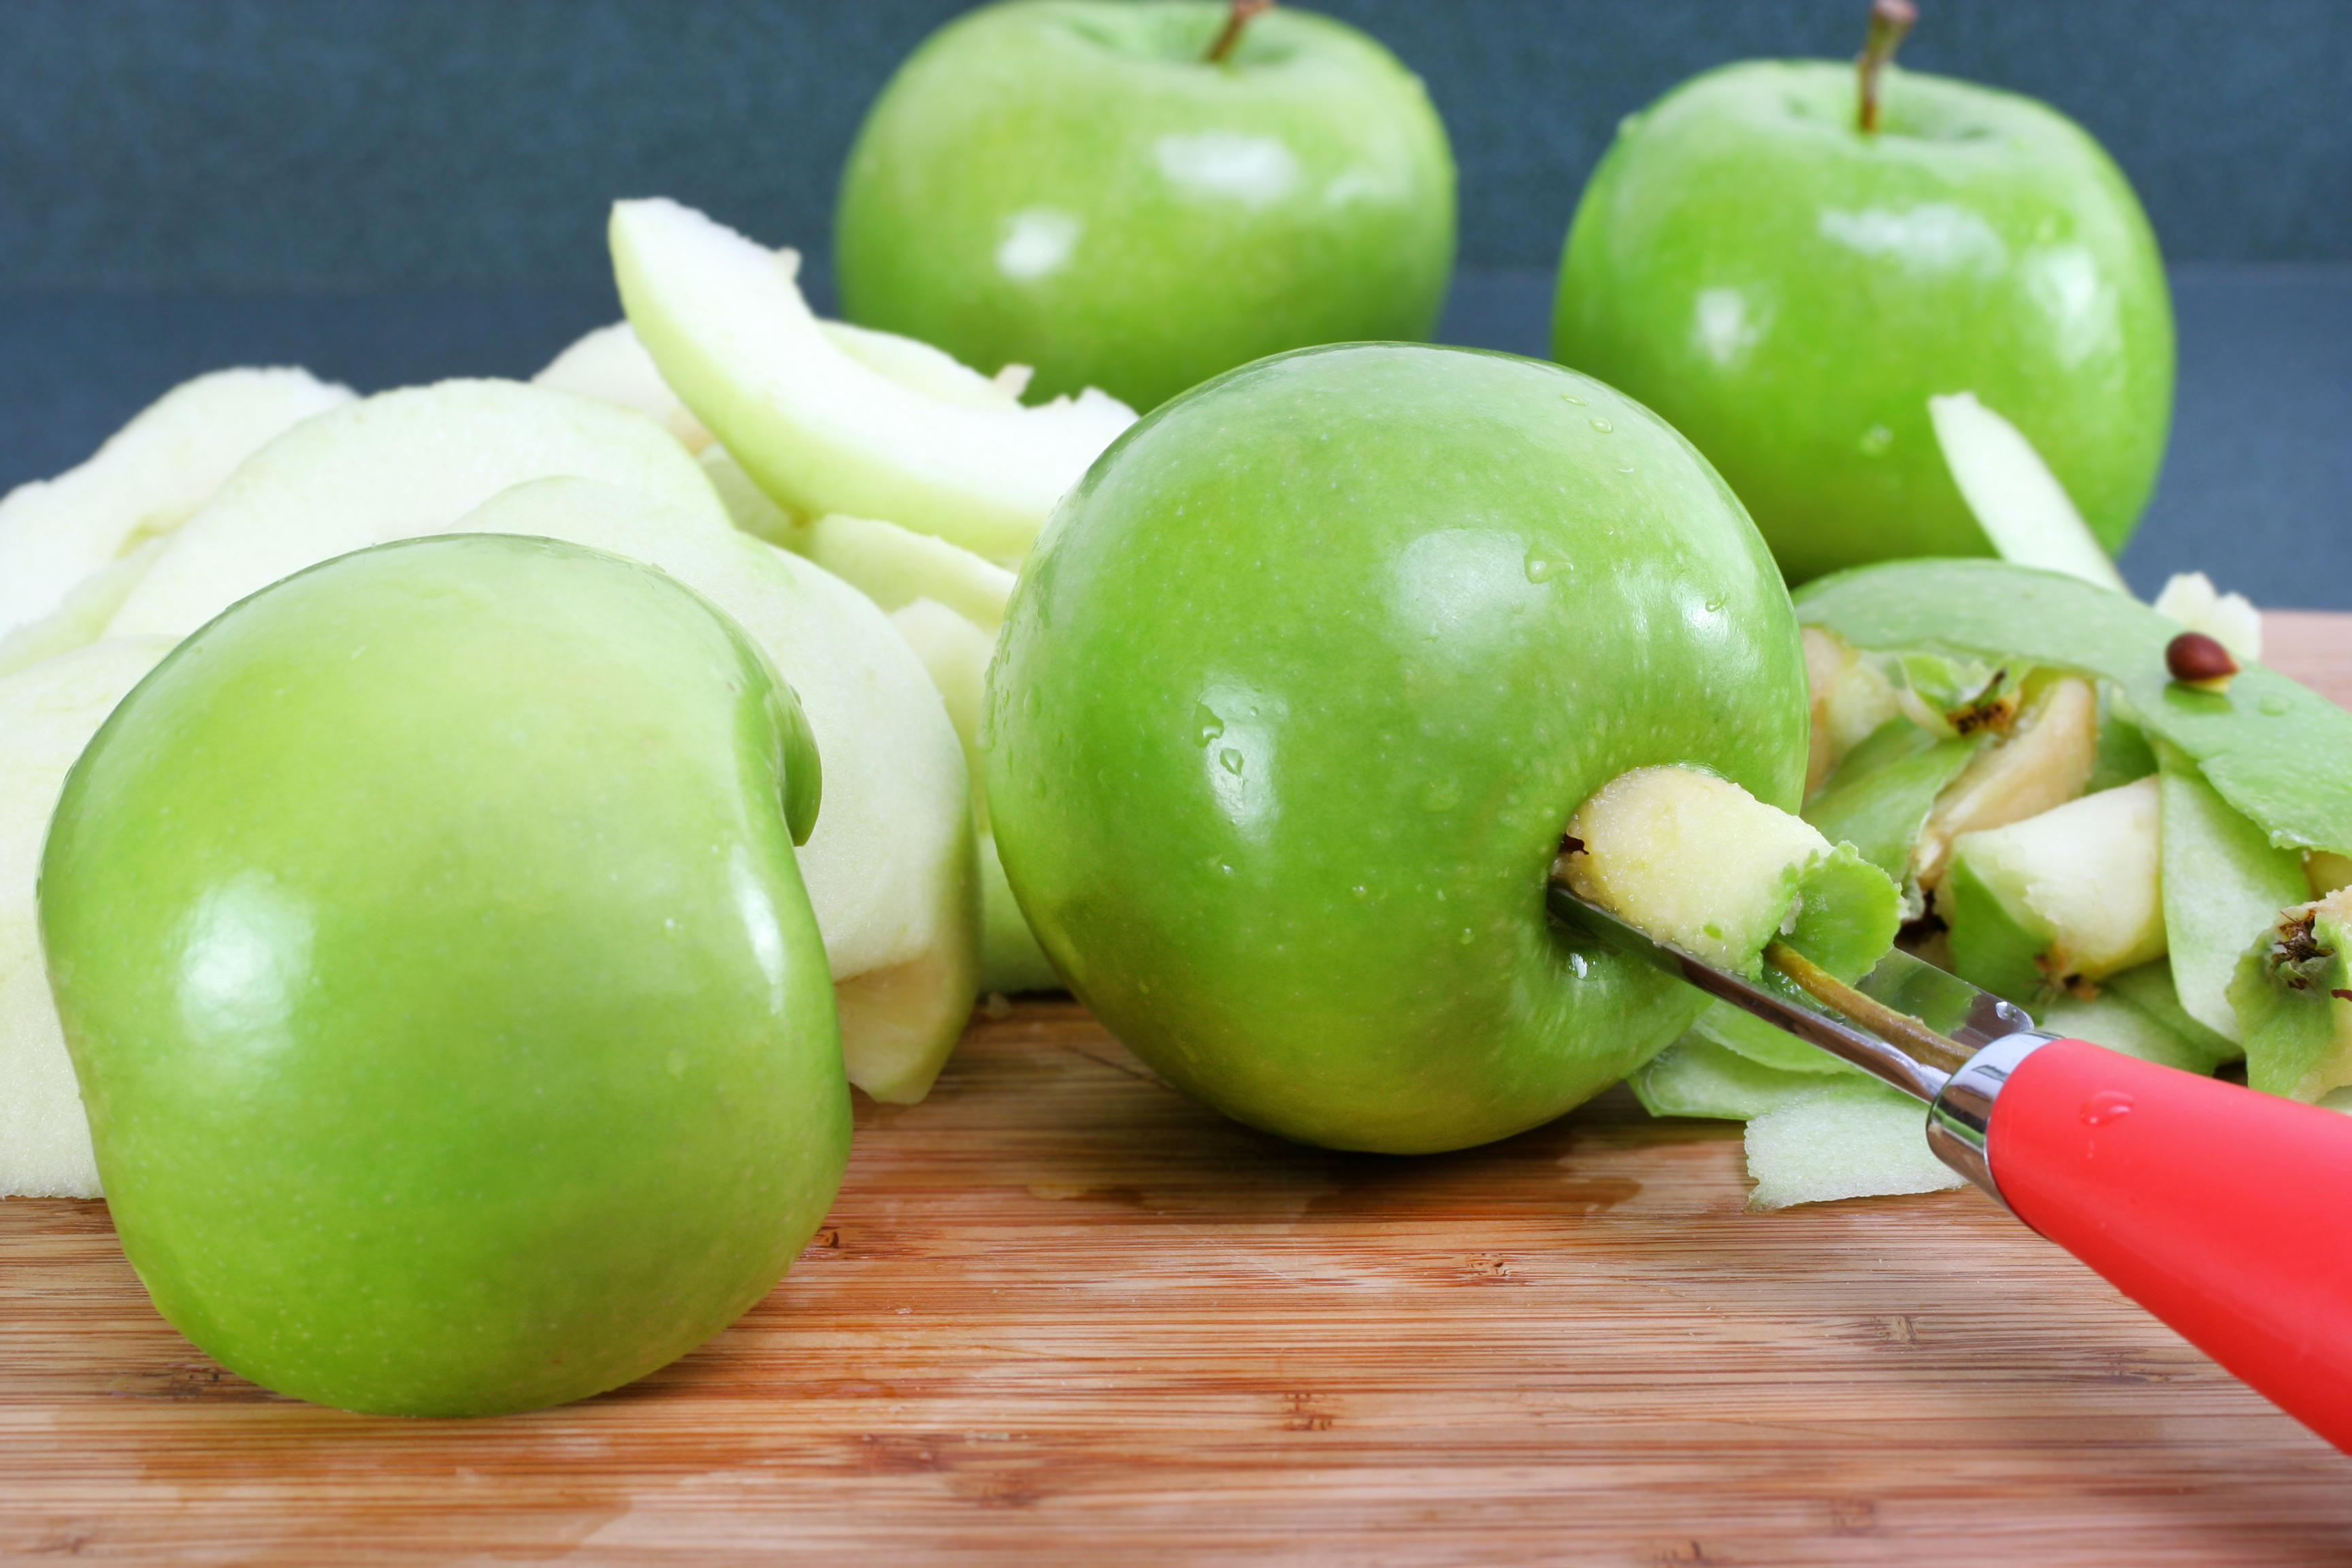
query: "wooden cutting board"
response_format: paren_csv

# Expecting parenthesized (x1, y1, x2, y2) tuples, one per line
(7, 614, 2351, 1565)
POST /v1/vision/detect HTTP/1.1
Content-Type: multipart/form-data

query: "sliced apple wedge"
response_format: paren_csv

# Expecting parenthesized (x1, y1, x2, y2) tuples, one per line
(1943, 775, 2166, 1002)
(444, 479, 978, 1103)
(106, 380, 730, 642)
(534, 321, 715, 452)
(610, 197, 1135, 565)
(0, 368, 353, 644)
(1929, 390, 2129, 593)
(0, 637, 175, 1196)
(816, 515, 1017, 633)
(888, 597, 1059, 993)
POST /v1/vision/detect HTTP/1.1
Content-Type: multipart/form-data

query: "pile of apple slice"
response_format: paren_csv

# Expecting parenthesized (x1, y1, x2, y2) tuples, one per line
(1633, 559, 2352, 1207)
(0, 197, 1136, 1198)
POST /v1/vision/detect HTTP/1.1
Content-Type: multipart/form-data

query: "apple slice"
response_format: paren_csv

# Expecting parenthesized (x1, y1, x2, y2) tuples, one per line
(534, 321, 714, 452)
(1942, 775, 2166, 1003)
(1560, 764, 1899, 981)
(1797, 559, 2352, 865)
(443, 479, 978, 1103)
(1929, 391, 2129, 593)
(105, 380, 730, 642)
(1912, 674, 2098, 889)
(888, 597, 1058, 994)
(609, 197, 1135, 564)
(0, 637, 174, 1197)
(1801, 627, 1901, 791)
(700, 445, 806, 550)
(0, 368, 353, 644)
(1631, 1031, 1856, 1121)
(816, 515, 1017, 633)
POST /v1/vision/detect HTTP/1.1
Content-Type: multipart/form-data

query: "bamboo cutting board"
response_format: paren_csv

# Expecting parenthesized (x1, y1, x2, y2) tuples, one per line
(5, 615, 2352, 1565)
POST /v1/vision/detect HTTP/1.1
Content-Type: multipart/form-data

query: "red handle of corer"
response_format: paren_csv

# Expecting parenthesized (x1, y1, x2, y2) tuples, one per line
(1987, 1037, 2352, 1451)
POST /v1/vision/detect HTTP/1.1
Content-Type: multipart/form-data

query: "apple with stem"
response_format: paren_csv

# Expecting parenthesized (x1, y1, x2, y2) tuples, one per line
(1552, 1, 2172, 583)
(41, 534, 848, 1415)
(985, 342, 1808, 1154)
(834, 0, 1455, 412)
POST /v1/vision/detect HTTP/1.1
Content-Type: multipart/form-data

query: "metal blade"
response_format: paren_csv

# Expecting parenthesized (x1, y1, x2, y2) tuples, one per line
(1545, 883, 1950, 1105)
(1848, 945, 2038, 1054)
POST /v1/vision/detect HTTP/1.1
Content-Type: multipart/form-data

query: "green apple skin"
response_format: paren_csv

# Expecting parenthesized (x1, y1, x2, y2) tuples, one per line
(835, 0, 1454, 412)
(39, 534, 848, 1416)
(984, 344, 1808, 1154)
(1552, 61, 2173, 583)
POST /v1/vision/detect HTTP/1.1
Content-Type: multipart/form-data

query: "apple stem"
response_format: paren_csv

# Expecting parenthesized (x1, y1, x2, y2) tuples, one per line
(1857, 0, 1918, 133)
(1205, 0, 1273, 65)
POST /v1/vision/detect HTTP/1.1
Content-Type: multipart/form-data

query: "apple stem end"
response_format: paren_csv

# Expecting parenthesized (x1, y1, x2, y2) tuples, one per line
(1857, 0, 1918, 133)
(1206, 0, 1273, 65)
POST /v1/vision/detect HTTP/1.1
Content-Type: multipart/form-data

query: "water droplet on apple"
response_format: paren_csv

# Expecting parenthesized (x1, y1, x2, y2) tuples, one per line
(1560, 393, 1586, 406)
(1352, 885, 1369, 898)
(1859, 424, 1894, 456)
(1524, 552, 1558, 584)
(1194, 702, 1224, 745)
(1590, 419, 1613, 434)
(1458, 928, 1475, 945)
(1616, 465, 1635, 474)
(1220, 747, 1245, 775)
(2262, 695, 2291, 716)
(1216, 858, 1235, 876)
(1568, 951, 1590, 979)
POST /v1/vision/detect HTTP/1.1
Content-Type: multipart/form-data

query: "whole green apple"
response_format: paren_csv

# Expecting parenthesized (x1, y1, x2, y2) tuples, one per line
(835, 0, 1455, 412)
(983, 343, 1808, 1154)
(1551, 56, 2172, 583)
(40, 534, 849, 1416)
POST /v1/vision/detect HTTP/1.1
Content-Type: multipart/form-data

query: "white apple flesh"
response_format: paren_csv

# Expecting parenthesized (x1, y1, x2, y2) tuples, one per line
(1929, 391, 2129, 593)
(103, 380, 732, 642)
(609, 197, 1135, 565)
(0, 368, 353, 657)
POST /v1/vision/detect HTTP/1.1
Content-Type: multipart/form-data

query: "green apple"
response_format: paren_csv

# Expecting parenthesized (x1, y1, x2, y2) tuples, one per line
(0, 368, 352, 673)
(834, 0, 1455, 412)
(442, 479, 979, 1103)
(611, 197, 1135, 565)
(40, 534, 848, 1415)
(985, 343, 1806, 1154)
(105, 379, 732, 642)
(0, 638, 173, 1197)
(1552, 54, 2172, 581)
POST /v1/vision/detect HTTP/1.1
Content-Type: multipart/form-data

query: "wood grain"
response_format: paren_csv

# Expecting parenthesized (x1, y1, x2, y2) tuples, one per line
(6, 618, 2351, 1565)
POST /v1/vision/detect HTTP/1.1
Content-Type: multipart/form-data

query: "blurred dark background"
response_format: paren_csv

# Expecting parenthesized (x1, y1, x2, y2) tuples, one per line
(3, 1, 2347, 602)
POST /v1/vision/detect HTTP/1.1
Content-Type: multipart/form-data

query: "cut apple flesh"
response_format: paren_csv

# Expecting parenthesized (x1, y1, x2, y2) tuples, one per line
(1912, 674, 2097, 889)
(1797, 559, 2352, 864)
(0, 368, 353, 644)
(1561, 764, 1899, 982)
(609, 197, 1134, 566)
(816, 515, 1017, 634)
(0, 637, 176, 1196)
(1801, 627, 1901, 792)
(105, 380, 732, 643)
(1928, 390, 2129, 593)
(534, 321, 714, 452)
(1943, 775, 2165, 1002)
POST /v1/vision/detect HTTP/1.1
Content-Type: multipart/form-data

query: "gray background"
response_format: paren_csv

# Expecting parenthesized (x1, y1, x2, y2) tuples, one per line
(3, 1, 2347, 603)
